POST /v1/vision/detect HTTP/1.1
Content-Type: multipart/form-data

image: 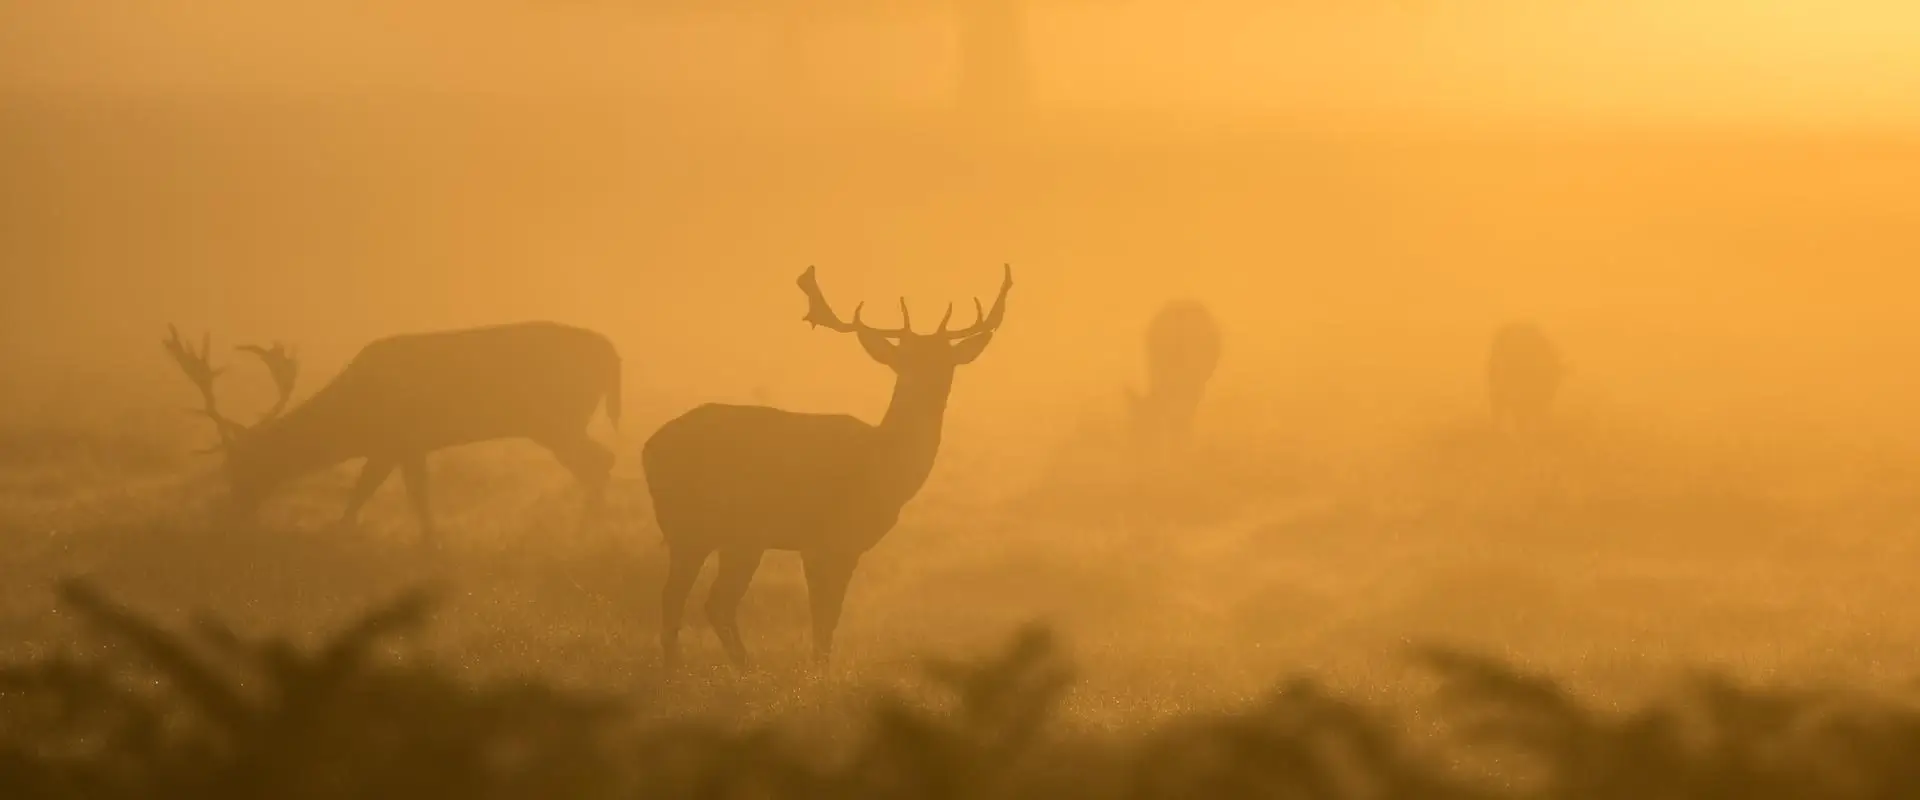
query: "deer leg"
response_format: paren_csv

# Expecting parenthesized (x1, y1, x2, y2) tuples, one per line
(340, 458, 396, 529)
(705, 548, 766, 670)
(399, 454, 436, 544)
(801, 551, 860, 667)
(659, 544, 712, 671)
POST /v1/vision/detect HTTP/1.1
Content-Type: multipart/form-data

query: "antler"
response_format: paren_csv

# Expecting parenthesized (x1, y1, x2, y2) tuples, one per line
(162, 325, 244, 452)
(797, 266, 915, 337)
(797, 264, 1014, 340)
(236, 342, 299, 424)
(932, 263, 1014, 340)
(162, 327, 303, 452)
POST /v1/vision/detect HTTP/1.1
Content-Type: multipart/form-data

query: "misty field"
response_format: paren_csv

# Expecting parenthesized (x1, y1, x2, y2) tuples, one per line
(7, 95, 1920, 796)
(8, 370, 1920, 796)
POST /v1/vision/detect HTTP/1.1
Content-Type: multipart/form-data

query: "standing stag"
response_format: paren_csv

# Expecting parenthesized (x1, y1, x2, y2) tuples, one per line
(642, 264, 1014, 669)
(1486, 321, 1563, 436)
(1124, 299, 1221, 447)
(163, 321, 622, 540)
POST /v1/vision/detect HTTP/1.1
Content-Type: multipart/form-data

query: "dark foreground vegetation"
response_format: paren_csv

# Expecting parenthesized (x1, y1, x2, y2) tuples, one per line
(5, 577, 1920, 800)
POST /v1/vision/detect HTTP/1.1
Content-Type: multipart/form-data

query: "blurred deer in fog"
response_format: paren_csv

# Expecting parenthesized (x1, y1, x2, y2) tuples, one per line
(1487, 321, 1563, 437)
(641, 264, 1014, 670)
(163, 321, 622, 542)
(1124, 299, 1221, 449)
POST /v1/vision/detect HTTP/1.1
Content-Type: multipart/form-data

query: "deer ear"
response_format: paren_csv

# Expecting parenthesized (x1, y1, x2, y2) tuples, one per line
(856, 330, 899, 366)
(948, 331, 995, 365)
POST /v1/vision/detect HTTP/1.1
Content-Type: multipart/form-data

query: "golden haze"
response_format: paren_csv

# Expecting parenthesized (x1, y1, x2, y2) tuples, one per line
(3, 0, 1920, 738)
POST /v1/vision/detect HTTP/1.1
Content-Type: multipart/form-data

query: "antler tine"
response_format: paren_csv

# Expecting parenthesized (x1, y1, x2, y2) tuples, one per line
(162, 324, 242, 449)
(929, 263, 1015, 341)
(236, 342, 300, 424)
(163, 326, 216, 382)
(898, 298, 913, 335)
(797, 265, 859, 333)
(795, 266, 914, 337)
(935, 302, 955, 334)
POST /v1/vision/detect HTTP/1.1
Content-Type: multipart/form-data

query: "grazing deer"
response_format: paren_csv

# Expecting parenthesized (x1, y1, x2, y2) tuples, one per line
(163, 321, 622, 540)
(641, 264, 1014, 669)
(1486, 321, 1564, 436)
(1124, 299, 1221, 448)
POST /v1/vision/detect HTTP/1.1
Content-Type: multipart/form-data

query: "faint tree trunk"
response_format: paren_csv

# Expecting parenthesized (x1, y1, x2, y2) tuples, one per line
(770, 6, 812, 106)
(953, 0, 1031, 120)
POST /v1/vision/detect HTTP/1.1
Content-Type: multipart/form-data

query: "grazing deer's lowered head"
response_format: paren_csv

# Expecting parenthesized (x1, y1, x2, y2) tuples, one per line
(1125, 299, 1221, 449)
(162, 325, 301, 519)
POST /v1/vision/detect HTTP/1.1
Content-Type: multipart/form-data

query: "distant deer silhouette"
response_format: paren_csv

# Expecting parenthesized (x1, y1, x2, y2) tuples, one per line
(1486, 321, 1563, 436)
(1124, 299, 1221, 448)
(641, 264, 1014, 670)
(163, 321, 622, 541)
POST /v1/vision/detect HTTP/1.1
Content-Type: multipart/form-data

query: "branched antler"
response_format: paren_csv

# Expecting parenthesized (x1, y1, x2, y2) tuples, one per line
(163, 326, 302, 451)
(797, 264, 1014, 340)
(163, 325, 243, 451)
(797, 266, 911, 337)
(236, 342, 299, 424)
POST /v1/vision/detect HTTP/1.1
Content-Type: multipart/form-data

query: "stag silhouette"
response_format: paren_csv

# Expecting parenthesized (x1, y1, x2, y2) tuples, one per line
(163, 321, 622, 541)
(641, 265, 1014, 670)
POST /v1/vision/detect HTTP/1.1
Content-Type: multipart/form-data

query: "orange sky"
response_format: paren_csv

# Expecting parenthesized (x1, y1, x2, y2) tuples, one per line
(5, 2, 1919, 126)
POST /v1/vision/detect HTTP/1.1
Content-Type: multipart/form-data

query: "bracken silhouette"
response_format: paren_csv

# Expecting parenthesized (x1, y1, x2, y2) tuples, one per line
(10, 579, 1920, 798)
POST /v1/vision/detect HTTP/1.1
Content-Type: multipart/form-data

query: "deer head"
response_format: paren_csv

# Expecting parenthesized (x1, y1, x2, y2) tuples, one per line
(163, 325, 301, 509)
(796, 264, 1013, 381)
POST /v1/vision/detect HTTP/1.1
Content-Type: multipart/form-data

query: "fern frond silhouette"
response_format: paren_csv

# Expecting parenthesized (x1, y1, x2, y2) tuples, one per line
(9, 580, 1920, 799)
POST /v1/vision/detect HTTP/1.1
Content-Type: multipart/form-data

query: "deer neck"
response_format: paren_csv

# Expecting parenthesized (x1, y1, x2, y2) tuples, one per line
(234, 405, 351, 489)
(869, 373, 954, 502)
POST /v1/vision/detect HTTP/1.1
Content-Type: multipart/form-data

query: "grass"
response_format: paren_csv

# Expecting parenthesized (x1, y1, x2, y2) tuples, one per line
(6, 376, 1920, 797)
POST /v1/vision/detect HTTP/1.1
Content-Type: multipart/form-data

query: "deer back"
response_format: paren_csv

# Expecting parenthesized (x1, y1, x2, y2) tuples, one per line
(643, 403, 903, 550)
(283, 321, 620, 452)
